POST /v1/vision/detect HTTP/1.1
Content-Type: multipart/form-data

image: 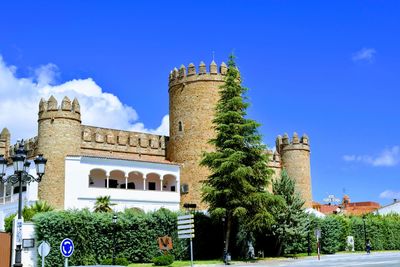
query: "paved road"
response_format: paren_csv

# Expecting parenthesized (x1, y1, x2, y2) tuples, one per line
(233, 252, 400, 267)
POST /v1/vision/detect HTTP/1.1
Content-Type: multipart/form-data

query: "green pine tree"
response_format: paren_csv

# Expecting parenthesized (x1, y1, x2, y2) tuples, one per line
(201, 54, 276, 255)
(270, 169, 307, 255)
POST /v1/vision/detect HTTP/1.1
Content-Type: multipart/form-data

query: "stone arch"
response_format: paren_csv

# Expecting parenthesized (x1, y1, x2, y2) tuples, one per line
(146, 172, 161, 191)
(109, 170, 125, 189)
(163, 174, 177, 192)
(89, 168, 107, 188)
(127, 171, 144, 190)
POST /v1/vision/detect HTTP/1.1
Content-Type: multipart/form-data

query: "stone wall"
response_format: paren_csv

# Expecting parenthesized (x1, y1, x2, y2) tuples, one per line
(80, 126, 167, 161)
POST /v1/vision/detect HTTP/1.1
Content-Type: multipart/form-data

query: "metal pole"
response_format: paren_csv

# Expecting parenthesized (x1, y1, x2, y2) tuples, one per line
(190, 237, 193, 267)
(14, 172, 23, 267)
(363, 218, 367, 252)
(307, 219, 311, 256)
(307, 230, 311, 256)
(64, 258, 68, 267)
(112, 225, 116, 265)
(41, 246, 45, 267)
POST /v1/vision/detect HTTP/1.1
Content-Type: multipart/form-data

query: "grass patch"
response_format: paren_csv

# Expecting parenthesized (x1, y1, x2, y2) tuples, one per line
(128, 260, 222, 267)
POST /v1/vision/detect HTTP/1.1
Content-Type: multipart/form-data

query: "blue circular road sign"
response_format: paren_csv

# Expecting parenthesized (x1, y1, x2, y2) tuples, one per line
(60, 238, 74, 258)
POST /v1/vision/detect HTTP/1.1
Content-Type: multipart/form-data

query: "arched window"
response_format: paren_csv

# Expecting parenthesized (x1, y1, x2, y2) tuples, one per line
(128, 171, 144, 190)
(178, 121, 183, 132)
(89, 169, 107, 188)
(163, 174, 177, 192)
(109, 170, 125, 189)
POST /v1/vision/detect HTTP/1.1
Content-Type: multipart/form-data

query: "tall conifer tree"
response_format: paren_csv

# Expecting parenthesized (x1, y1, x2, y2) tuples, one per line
(201, 55, 275, 255)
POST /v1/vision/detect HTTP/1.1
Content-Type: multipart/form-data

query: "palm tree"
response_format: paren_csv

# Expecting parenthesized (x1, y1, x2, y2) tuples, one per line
(94, 196, 116, 212)
(21, 200, 54, 222)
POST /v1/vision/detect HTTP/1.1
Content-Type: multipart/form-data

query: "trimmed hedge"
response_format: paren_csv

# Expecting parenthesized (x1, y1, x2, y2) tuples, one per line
(34, 208, 187, 266)
(32, 207, 400, 264)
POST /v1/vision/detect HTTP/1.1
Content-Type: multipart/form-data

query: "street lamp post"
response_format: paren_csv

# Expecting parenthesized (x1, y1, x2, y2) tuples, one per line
(0, 140, 47, 267)
(222, 216, 227, 264)
(307, 218, 311, 256)
(362, 215, 367, 252)
(112, 214, 118, 265)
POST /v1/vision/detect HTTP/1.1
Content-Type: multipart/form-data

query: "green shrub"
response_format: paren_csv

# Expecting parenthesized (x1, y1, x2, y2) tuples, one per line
(152, 254, 174, 266)
(101, 257, 130, 266)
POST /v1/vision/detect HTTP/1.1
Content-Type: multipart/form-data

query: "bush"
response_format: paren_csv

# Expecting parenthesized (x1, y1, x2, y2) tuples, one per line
(101, 257, 130, 266)
(152, 254, 174, 266)
(34, 208, 187, 266)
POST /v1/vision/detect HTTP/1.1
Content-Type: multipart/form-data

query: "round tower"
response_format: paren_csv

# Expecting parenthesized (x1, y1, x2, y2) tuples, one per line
(37, 96, 82, 209)
(277, 132, 312, 208)
(167, 61, 227, 209)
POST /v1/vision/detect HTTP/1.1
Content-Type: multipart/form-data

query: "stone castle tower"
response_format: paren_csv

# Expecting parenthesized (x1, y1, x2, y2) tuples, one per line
(167, 61, 227, 209)
(37, 96, 82, 208)
(167, 61, 312, 208)
(1, 60, 312, 210)
(276, 133, 312, 208)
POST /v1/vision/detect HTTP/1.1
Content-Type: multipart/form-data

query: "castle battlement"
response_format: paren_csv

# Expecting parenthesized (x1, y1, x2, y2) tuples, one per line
(168, 61, 227, 88)
(8, 137, 38, 158)
(276, 132, 310, 154)
(265, 149, 281, 169)
(81, 125, 167, 157)
(38, 96, 81, 122)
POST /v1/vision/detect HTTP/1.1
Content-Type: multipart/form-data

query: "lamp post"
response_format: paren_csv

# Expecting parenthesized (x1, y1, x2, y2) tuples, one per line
(112, 214, 118, 265)
(362, 215, 367, 252)
(222, 216, 227, 264)
(307, 217, 311, 256)
(0, 140, 47, 267)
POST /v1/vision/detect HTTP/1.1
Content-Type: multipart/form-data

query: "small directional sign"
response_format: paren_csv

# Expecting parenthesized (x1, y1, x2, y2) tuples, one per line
(177, 213, 195, 267)
(60, 238, 74, 258)
(177, 214, 195, 239)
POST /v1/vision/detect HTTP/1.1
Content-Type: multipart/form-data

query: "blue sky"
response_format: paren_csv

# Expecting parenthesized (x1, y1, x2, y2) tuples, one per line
(0, 1, 399, 205)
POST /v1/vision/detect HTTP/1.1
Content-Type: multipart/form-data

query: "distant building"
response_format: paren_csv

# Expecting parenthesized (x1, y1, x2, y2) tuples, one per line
(374, 199, 400, 215)
(313, 195, 380, 215)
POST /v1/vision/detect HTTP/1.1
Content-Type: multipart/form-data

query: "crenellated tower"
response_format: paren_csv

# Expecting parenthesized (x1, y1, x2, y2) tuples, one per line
(276, 132, 312, 208)
(167, 61, 227, 208)
(0, 128, 10, 158)
(37, 96, 82, 209)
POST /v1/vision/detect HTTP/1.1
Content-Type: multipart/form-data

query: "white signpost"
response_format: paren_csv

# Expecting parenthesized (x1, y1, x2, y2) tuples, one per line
(60, 238, 74, 267)
(177, 214, 195, 267)
(38, 241, 51, 267)
(315, 229, 321, 260)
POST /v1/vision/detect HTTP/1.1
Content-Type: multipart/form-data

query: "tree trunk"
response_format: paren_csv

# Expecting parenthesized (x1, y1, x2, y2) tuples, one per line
(225, 214, 232, 253)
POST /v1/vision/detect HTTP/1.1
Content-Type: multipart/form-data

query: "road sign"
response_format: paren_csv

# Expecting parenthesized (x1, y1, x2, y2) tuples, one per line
(178, 224, 194, 230)
(178, 229, 195, 235)
(38, 241, 51, 267)
(38, 241, 51, 257)
(177, 214, 194, 220)
(158, 236, 173, 251)
(177, 213, 195, 267)
(315, 229, 321, 239)
(177, 219, 194, 225)
(60, 238, 74, 258)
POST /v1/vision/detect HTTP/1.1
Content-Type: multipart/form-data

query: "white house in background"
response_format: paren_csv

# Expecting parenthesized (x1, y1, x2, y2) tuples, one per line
(374, 200, 400, 215)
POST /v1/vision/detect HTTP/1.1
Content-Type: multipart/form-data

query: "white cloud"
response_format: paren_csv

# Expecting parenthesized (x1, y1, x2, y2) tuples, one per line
(0, 55, 169, 143)
(352, 48, 376, 62)
(380, 190, 400, 200)
(343, 146, 400, 167)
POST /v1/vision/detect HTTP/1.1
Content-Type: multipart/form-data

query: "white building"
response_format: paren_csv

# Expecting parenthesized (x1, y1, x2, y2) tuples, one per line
(374, 200, 400, 215)
(0, 156, 180, 230)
